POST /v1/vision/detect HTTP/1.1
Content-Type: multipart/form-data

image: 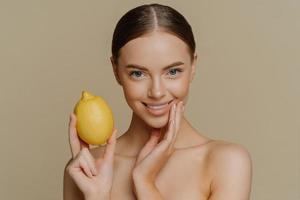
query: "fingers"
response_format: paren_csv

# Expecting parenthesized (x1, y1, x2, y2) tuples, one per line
(81, 148, 98, 176)
(164, 101, 184, 148)
(69, 113, 90, 158)
(174, 101, 184, 140)
(103, 128, 117, 163)
(69, 113, 81, 158)
(136, 130, 161, 163)
(133, 102, 184, 166)
(79, 156, 93, 178)
(67, 148, 97, 179)
(164, 103, 176, 141)
(147, 130, 161, 148)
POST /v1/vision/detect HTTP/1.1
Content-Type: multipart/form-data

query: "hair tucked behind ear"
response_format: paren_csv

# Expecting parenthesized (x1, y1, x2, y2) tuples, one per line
(111, 3, 196, 65)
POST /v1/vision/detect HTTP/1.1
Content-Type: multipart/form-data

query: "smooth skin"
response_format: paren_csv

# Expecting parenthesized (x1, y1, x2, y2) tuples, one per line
(63, 30, 252, 200)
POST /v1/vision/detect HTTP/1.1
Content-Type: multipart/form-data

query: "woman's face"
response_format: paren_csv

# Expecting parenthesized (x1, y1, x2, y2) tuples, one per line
(111, 31, 197, 128)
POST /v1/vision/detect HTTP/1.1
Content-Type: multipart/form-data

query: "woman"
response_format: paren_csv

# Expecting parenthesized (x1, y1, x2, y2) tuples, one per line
(63, 3, 252, 200)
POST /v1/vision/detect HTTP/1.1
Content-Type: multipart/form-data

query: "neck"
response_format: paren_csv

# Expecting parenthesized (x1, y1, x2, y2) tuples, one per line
(117, 112, 196, 157)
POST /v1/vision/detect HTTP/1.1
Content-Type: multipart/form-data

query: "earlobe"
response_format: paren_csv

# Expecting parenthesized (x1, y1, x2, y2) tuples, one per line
(190, 53, 197, 83)
(110, 56, 122, 86)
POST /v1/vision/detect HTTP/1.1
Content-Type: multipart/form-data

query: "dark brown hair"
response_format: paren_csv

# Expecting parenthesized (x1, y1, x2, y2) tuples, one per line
(111, 3, 196, 65)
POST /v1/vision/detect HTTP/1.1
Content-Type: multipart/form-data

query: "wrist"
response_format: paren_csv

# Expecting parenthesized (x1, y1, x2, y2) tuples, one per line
(86, 196, 110, 200)
(133, 176, 155, 191)
(85, 192, 110, 200)
(132, 171, 153, 185)
(132, 179, 163, 200)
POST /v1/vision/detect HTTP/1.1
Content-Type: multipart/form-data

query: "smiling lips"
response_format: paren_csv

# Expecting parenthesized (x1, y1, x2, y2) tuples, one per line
(143, 100, 173, 116)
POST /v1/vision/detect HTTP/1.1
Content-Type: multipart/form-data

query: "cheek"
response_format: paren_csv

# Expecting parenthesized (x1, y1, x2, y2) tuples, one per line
(122, 81, 146, 101)
(168, 78, 190, 98)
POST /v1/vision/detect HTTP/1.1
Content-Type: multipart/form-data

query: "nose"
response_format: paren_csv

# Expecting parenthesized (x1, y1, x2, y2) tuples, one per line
(147, 77, 166, 99)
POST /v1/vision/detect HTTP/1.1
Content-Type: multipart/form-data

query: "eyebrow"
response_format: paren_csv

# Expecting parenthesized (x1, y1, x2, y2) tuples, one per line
(124, 61, 185, 71)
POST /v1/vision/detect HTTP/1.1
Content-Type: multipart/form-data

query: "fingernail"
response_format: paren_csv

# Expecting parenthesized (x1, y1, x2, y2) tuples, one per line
(178, 101, 183, 112)
(93, 168, 98, 175)
(171, 119, 175, 125)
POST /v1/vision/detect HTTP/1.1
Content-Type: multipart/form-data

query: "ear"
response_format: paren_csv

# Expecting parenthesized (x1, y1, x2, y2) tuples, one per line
(110, 56, 122, 86)
(190, 53, 197, 83)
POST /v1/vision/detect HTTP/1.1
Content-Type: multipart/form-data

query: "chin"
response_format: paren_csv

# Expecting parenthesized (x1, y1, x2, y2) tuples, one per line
(132, 101, 172, 129)
(144, 115, 169, 129)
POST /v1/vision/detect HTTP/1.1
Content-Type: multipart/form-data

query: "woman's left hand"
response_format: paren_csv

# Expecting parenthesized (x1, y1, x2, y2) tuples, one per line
(132, 101, 184, 185)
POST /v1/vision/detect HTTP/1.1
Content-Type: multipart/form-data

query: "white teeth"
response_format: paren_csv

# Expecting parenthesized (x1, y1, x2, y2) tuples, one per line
(146, 103, 168, 110)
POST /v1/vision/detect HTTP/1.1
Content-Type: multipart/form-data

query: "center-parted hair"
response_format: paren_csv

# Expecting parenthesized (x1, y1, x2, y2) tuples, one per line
(111, 3, 196, 65)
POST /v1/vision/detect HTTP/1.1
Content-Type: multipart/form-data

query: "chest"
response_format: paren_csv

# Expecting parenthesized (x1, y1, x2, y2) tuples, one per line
(110, 150, 211, 200)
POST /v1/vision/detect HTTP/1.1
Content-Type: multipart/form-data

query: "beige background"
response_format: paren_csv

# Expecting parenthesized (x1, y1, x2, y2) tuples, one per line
(1, 0, 299, 199)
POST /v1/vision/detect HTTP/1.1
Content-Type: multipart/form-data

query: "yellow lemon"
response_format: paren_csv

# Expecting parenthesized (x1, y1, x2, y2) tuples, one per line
(74, 91, 114, 145)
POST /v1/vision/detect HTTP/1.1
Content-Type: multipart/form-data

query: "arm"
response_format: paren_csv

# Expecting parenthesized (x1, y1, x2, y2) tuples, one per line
(208, 143, 253, 200)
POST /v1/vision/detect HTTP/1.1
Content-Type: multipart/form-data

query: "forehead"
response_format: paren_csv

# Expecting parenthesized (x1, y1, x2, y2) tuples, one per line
(118, 31, 191, 69)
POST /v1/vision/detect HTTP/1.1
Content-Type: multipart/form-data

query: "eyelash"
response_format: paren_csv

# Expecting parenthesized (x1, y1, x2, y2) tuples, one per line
(129, 68, 183, 79)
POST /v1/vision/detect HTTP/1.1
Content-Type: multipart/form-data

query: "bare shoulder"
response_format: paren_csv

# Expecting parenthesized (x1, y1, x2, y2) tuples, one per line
(205, 139, 252, 175)
(205, 140, 253, 199)
(206, 140, 252, 165)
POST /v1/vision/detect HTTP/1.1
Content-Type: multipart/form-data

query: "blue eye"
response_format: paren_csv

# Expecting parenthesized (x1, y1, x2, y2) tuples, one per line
(168, 68, 182, 76)
(129, 71, 144, 79)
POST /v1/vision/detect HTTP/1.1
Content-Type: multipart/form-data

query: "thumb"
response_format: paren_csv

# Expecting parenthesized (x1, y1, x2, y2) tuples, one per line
(103, 128, 117, 163)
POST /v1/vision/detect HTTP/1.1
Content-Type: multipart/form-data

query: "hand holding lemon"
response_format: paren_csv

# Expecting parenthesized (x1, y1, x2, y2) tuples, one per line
(65, 91, 117, 199)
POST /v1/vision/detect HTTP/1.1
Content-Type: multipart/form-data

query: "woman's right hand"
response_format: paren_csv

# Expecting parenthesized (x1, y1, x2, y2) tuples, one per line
(65, 113, 117, 200)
